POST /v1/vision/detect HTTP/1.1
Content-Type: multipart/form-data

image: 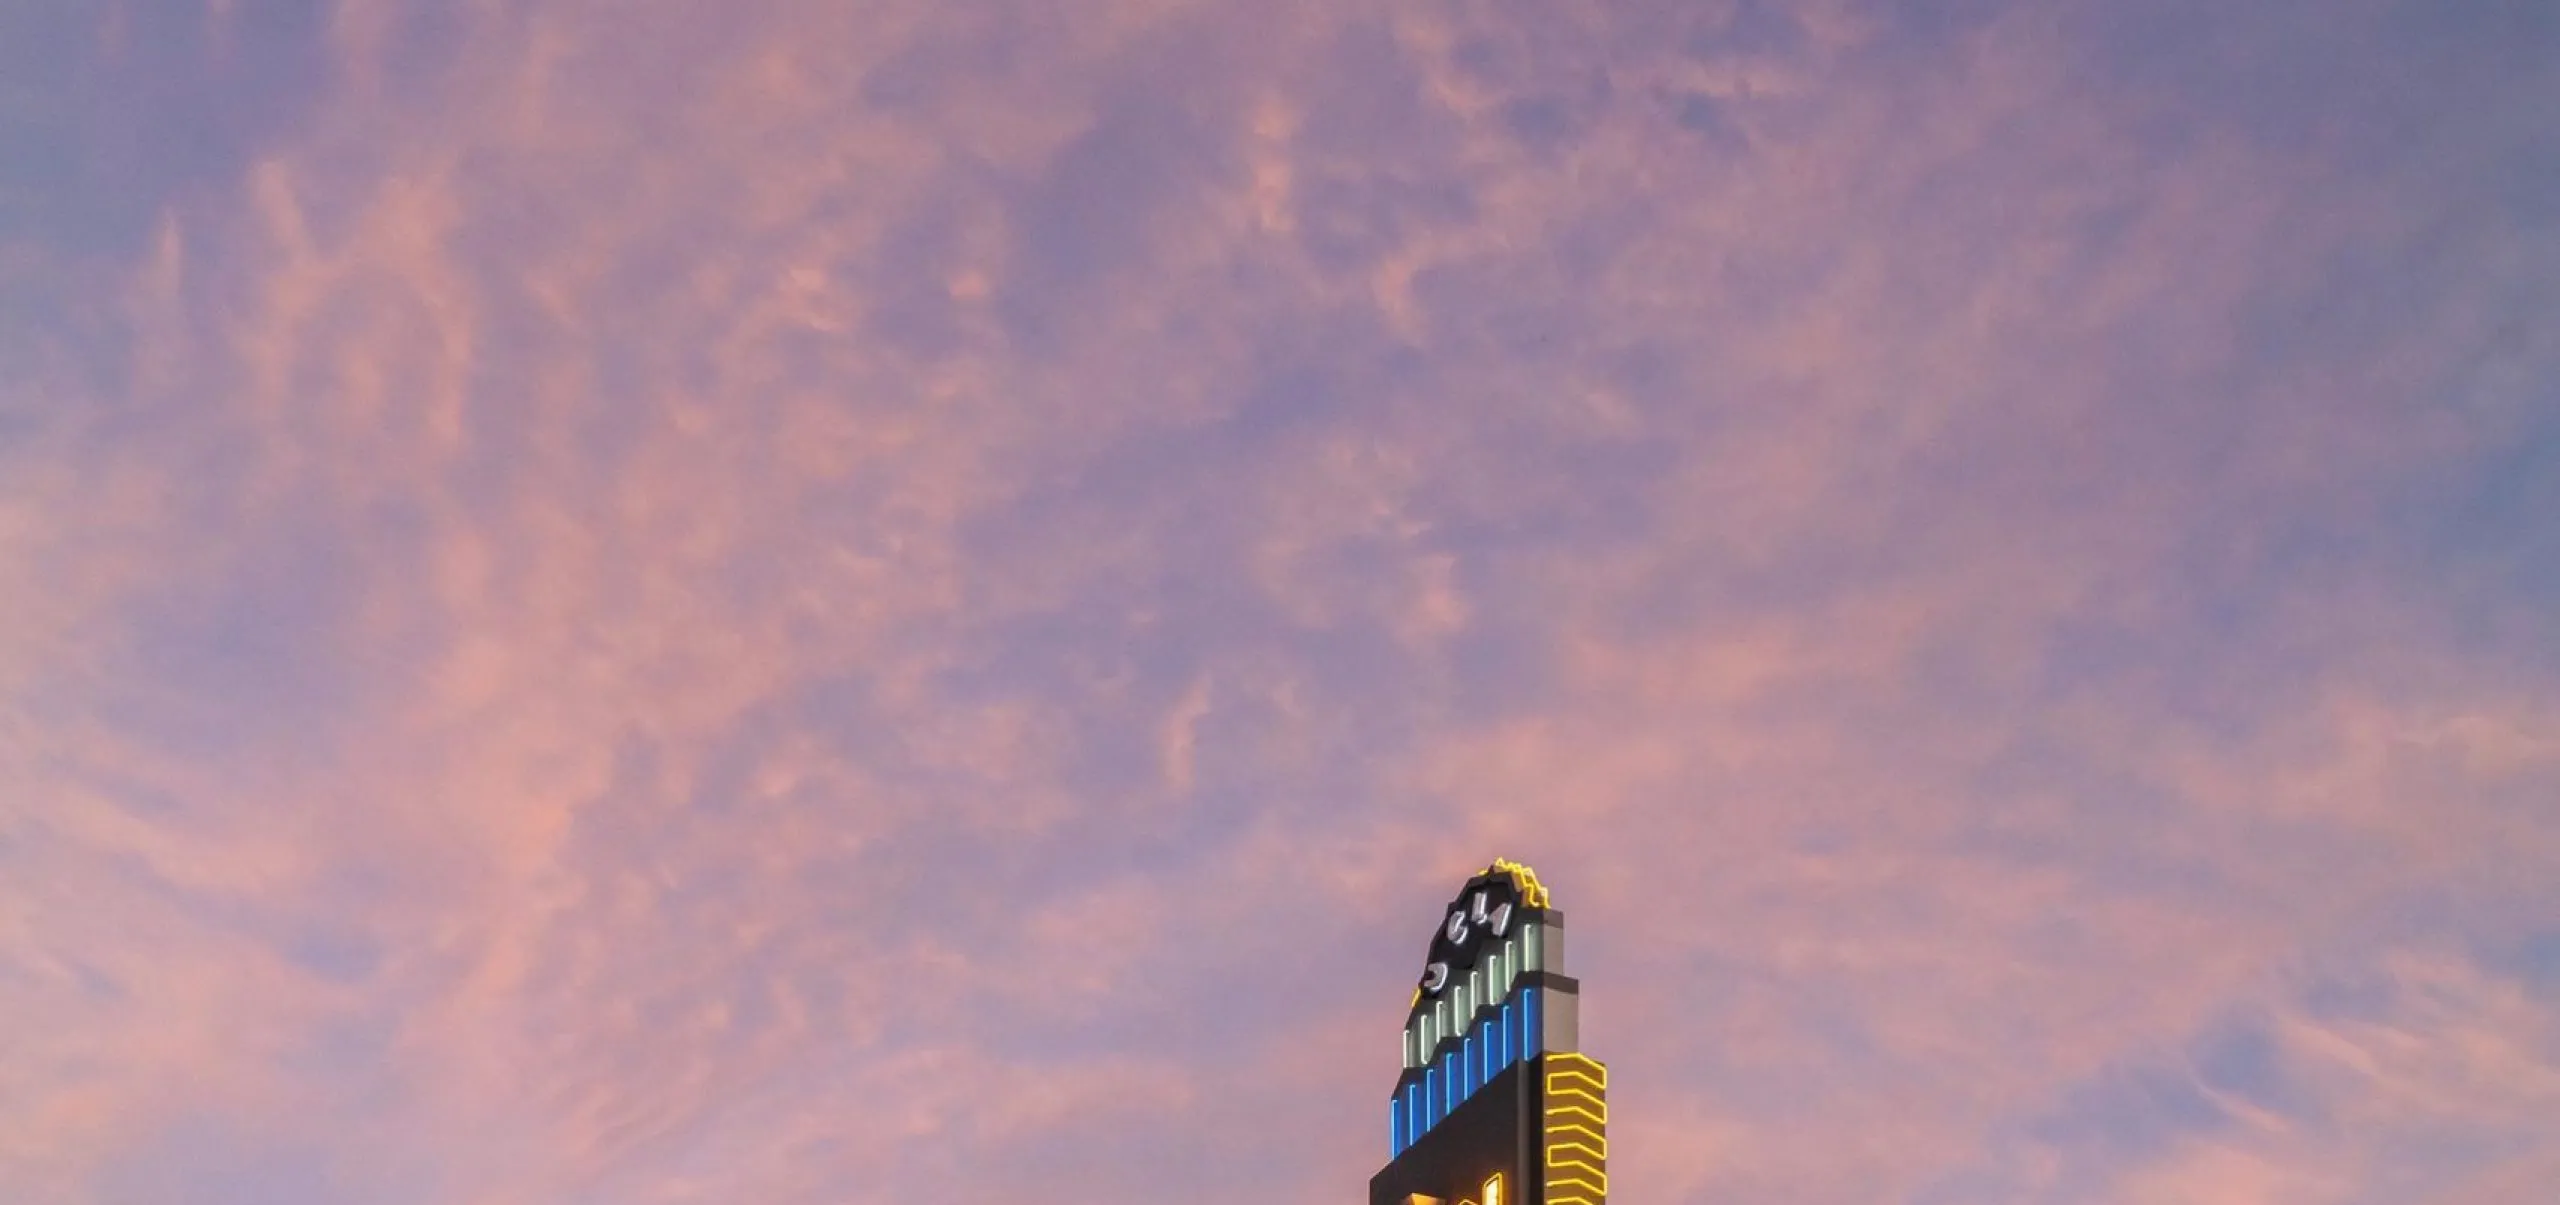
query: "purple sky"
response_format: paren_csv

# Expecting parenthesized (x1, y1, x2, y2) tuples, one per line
(6, 1, 2558, 1203)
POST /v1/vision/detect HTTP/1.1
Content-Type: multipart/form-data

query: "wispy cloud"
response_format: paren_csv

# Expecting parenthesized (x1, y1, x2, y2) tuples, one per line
(1, 0, 2553, 1203)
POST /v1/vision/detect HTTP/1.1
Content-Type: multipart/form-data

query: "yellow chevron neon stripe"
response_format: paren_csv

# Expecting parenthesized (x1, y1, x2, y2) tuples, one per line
(1540, 1053, 1608, 1205)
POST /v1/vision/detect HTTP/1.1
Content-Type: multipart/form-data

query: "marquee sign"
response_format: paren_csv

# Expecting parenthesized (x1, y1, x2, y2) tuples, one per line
(1371, 859, 1605, 1205)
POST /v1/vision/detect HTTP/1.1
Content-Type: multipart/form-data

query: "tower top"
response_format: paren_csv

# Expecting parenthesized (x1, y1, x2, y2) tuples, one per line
(1374, 860, 1608, 1205)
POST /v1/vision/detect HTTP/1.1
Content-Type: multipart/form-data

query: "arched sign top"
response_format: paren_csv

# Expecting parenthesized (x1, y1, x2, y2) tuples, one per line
(1409, 859, 1556, 1014)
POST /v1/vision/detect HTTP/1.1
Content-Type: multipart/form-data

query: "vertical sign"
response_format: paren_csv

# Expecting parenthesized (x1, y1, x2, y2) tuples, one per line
(1369, 860, 1606, 1205)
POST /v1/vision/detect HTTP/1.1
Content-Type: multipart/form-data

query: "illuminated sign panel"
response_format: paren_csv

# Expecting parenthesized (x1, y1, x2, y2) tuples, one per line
(1370, 860, 1605, 1205)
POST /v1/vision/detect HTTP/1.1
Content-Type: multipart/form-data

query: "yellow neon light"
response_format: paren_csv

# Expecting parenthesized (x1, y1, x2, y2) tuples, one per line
(1546, 1052, 1607, 1084)
(1549, 1169, 1609, 1194)
(1547, 1135, 1606, 1162)
(1485, 858, 1551, 909)
(1449, 1172, 1505, 1205)
(1549, 1166, 1608, 1190)
(1548, 1068, 1605, 1093)
(1546, 1121, 1604, 1143)
(1541, 1053, 1608, 1205)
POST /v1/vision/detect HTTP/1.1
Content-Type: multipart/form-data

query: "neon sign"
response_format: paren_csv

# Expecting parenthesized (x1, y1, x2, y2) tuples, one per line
(1372, 859, 1602, 1205)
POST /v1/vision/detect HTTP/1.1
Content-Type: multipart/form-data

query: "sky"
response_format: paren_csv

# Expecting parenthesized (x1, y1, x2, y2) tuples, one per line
(3, 0, 2557, 1202)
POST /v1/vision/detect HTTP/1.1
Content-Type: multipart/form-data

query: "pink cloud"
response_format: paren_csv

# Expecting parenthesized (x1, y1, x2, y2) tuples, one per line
(2, 1, 2554, 1203)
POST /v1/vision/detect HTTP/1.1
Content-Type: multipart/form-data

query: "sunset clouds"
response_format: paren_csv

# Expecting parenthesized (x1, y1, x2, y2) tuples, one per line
(3, 1, 2555, 1202)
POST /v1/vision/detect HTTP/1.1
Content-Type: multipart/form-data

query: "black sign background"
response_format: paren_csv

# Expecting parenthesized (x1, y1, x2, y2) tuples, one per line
(1369, 1058, 1539, 1205)
(1412, 870, 1528, 1011)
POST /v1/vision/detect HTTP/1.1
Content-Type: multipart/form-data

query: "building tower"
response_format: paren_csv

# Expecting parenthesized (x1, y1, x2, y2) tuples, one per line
(1369, 860, 1607, 1205)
